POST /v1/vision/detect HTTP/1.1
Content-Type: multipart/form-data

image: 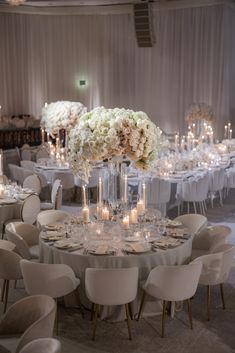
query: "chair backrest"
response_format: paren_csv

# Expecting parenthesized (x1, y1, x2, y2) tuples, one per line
(0, 248, 22, 280)
(21, 149, 32, 161)
(55, 186, 62, 210)
(174, 214, 207, 235)
(148, 177, 171, 210)
(0, 295, 56, 353)
(23, 175, 41, 194)
(51, 179, 61, 205)
(52, 171, 74, 190)
(20, 260, 78, 298)
(37, 210, 69, 227)
(21, 194, 41, 224)
(19, 338, 61, 353)
(85, 267, 139, 306)
(209, 168, 225, 192)
(16, 166, 27, 185)
(35, 172, 48, 188)
(0, 239, 15, 251)
(5, 223, 31, 259)
(144, 262, 202, 301)
(212, 244, 235, 282)
(193, 225, 231, 251)
(36, 149, 49, 162)
(20, 160, 36, 171)
(8, 164, 19, 182)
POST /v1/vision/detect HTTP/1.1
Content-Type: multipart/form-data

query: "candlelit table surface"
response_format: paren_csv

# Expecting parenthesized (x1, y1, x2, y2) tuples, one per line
(39, 216, 193, 321)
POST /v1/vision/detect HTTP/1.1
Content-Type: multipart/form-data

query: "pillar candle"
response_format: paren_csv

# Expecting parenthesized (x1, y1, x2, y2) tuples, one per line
(102, 207, 109, 221)
(224, 125, 228, 139)
(41, 128, 45, 143)
(130, 208, 138, 224)
(137, 200, 145, 216)
(98, 177, 102, 206)
(47, 132, 50, 142)
(82, 206, 90, 223)
(123, 215, 130, 230)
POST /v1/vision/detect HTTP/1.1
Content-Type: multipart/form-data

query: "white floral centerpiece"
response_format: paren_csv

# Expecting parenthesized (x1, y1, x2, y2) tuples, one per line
(41, 101, 87, 136)
(69, 106, 162, 182)
(185, 103, 214, 124)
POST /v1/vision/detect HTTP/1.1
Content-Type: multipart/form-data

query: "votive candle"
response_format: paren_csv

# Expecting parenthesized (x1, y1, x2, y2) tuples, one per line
(82, 206, 90, 223)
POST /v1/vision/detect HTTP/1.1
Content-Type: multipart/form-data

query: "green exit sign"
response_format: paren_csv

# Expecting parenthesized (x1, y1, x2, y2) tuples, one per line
(79, 80, 86, 86)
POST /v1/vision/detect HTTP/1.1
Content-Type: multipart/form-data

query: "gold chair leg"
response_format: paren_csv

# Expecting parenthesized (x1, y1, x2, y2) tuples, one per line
(125, 303, 132, 340)
(137, 291, 146, 321)
(92, 304, 98, 341)
(74, 288, 85, 318)
(55, 298, 59, 336)
(207, 285, 211, 321)
(90, 302, 95, 321)
(1, 280, 6, 302)
(128, 302, 133, 320)
(220, 283, 225, 310)
(187, 299, 193, 329)
(161, 300, 167, 338)
(3, 280, 9, 313)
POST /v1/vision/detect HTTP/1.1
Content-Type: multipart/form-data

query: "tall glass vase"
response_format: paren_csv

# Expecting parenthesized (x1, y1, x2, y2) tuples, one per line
(106, 157, 127, 213)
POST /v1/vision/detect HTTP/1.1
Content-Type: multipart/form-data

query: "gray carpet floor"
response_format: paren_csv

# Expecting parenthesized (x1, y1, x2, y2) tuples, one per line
(3, 190, 235, 353)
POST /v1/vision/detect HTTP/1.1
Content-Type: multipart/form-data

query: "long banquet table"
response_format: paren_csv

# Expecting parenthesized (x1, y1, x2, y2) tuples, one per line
(39, 221, 193, 321)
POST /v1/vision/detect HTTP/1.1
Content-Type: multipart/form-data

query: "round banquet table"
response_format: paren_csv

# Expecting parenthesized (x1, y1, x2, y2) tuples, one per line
(40, 232, 193, 321)
(34, 164, 72, 184)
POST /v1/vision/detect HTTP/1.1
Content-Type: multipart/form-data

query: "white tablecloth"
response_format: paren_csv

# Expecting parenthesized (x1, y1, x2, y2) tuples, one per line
(40, 236, 193, 321)
(34, 165, 72, 184)
(0, 203, 22, 230)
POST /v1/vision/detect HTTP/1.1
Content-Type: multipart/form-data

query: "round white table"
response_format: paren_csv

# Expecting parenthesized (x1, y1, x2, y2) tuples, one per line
(40, 226, 193, 321)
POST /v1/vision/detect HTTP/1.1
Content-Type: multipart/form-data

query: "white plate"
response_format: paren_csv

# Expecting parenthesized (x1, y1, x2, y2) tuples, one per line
(166, 220, 182, 227)
(0, 198, 17, 205)
(123, 243, 151, 254)
(125, 236, 142, 242)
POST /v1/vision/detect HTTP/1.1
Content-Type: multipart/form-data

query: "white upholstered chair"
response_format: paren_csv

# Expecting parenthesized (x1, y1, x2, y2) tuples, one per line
(19, 338, 61, 353)
(147, 177, 171, 217)
(21, 148, 31, 161)
(5, 222, 40, 260)
(85, 267, 139, 340)
(0, 248, 23, 312)
(2, 194, 41, 237)
(174, 214, 207, 235)
(37, 210, 69, 228)
(192, 244, 235, 320)
(191, 225, 231, 260)
(20, 260, 81, 333)
(177, 174, 209, 214)
(0, 295, 56, 353)
(137, 262, 202, 337)
(52, 171, 75, 202)
(40, 179, 62, 210)
(36, 149, 50, 162)
(20, 160, 36, 171)
(208, 168, 225, 207)
(23, 175, 41, 195)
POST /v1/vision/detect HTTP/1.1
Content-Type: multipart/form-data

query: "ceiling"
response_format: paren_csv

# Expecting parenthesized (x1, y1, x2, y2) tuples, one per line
(0, 0, 154, 6)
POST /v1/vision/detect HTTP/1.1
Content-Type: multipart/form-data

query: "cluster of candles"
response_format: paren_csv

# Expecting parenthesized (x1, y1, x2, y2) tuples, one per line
(81, 178, 147, 229)
(224, 123, 233, 139)
(175, 122, 214, 152)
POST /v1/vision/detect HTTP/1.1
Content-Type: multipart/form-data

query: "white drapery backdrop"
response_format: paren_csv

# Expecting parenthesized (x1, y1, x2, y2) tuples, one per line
(0, 2, 235, 138)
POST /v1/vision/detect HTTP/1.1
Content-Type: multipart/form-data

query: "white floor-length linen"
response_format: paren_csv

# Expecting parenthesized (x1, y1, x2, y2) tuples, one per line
(40, 236, 193, 321)
(0, 2, 235, 137)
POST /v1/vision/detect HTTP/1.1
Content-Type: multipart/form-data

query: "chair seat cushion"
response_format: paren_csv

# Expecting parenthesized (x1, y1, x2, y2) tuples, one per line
(0, 337, 19, 353)
(40, 202, 54, 211)
(29, 244, 39, 259)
